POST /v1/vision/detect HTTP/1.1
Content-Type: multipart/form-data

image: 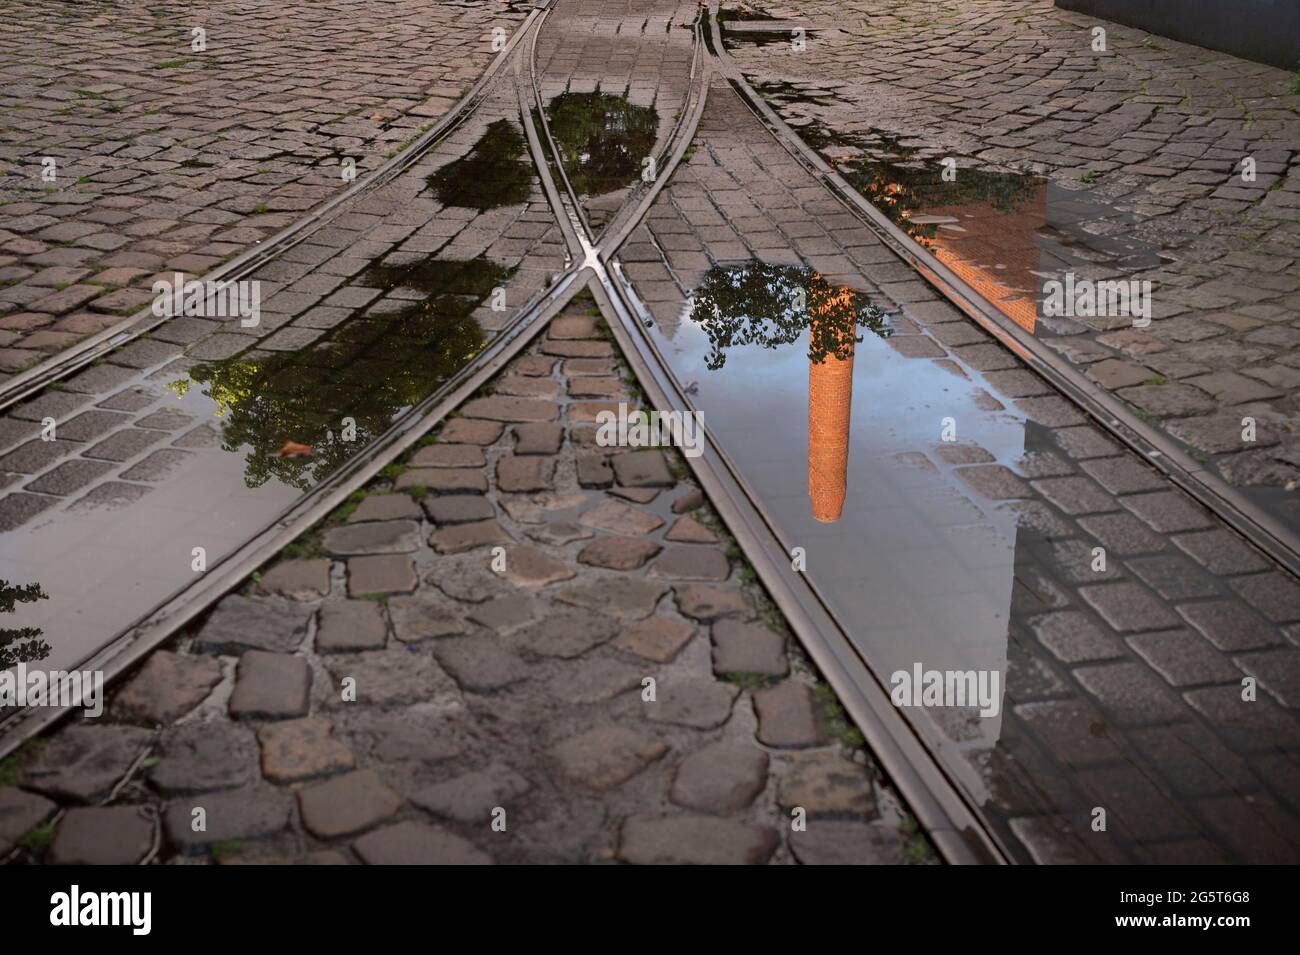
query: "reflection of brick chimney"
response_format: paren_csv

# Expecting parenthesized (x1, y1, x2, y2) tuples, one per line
(807, 290, 856, 523)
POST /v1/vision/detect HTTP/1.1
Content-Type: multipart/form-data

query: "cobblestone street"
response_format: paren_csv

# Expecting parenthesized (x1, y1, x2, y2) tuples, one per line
(1, 0, 1298, 867)
(0, 0, 525, 373)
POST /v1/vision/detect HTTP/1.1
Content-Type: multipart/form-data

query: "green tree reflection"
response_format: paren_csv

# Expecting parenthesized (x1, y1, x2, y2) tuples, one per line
(544, 92, 658, 197)
(0, 580, 50, 670)
(429, 120, 534, 212)
(688, 262, 890, 370)
(173, 257, 510, 490)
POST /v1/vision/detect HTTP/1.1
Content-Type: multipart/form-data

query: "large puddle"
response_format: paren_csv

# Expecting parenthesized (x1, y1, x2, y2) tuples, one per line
(758, 100, 1165, 337)
(666, 264, 1027, 773)
(0, 252, 514, 681)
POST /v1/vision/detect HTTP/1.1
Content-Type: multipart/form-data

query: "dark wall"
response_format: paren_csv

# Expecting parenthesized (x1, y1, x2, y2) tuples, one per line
(1055, 0, 1300, 70)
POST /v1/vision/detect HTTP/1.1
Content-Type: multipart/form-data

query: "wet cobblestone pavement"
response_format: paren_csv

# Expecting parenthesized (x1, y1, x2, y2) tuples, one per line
(0, 0, 526, 373)
(2, 0, 1299, 866)
(621, 77, 1300, 862)
(722, 0, 1300, 523)
(2, 300, 918, 865)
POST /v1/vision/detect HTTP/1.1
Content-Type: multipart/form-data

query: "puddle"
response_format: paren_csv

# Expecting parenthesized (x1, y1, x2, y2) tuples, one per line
(0, 255, 509, 680)
(429, 119, 534, 211)
(175, 256, 509, 490)
(768, 110, 1164, 335)
(544, 92, 658, 200)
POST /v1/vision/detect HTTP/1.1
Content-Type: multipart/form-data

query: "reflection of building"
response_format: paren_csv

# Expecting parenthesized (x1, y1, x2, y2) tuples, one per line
(807, 287, 856, 523)
(919, 183, 1046, 334)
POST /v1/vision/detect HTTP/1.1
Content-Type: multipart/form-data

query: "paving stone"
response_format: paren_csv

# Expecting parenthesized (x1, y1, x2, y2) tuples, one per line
(257, 558, 332, 600)
(323, 519, 421, 556)
(298, 768, 403, 838)
(347, 554, 417, 595)
(617, 815, 778, 865)
(0, 787, 56, 855)
(551, 727, 667, 791)
(468, 596, 540, 632)
(439, 418, 504, 445)
(645, 679, 739, 729)
(411, 764, 532, 823)
(1077, 513, 1167, 556)
(316, 599, 388, 652)
(324, 649, 456, 707)
(576, 453, 614, 487)
(68, 479, 152, 511)
(257, 717, 355, 783)
(164, 782, 292, 852)
(789, 821, 907, 865)
(548, 657, 645, 703)
(670, 742, 768, 814)
(520, 609, 619, 659)
(422, 494, 495, 525)
(526, 519, 593, 545)
(514, 422, 563, 454)
(1233, 649, 1300, 708)
(148, 721, 259, 795)
(388, 592, 467, 642)
(1078, 582, 1182, 633)
(1172, 529, 1270, 576)
(114, 649, 222, 724)
(1120, 490, 1214, 533)
(665, 515, 718, 543)
(228, 651, 311, 720)
(672, 487, 705, 513)
(23, 458, 113, 496)
(434, 638, 529, 692)
(1129, 630, 1243, 687)
(430, 519, 512, 554)
(410, 443, 485, 468)
(649, 545, 731, 581)
(1028, 611, 1123, 664)
(461, 395, 559, 423)
(398, 467, 487, 494)
(49, 807, 153, 865)
(1183, 687, 1300, 751)
(23, 725, 152, 803)
(496, 455, 555, 493)
(610, 449, 675, 487)
(347, 494, 422, 523)
(1080, 456, 1167, 495)
(1177, 600, 1284, 651)
(1126, 554, 1222, 601)
(711, 618, 788, 676)
(754, 681, 827, 748)
(578, 498, 663, 535)
(1230, 573, 1300, 623)
(1072, 660, 1188, 726)
(195, 594, 313, 654)
(674, 584, 750, 620)
(83, 427, 165, 462)
(778, 752, 877, 817)
(577, 535, 661, 570)
(353, 820, 493, 865)
(499, 544, 575, 587)
(953, 464, 1032, 500)
(1030, 476, 1120, 516)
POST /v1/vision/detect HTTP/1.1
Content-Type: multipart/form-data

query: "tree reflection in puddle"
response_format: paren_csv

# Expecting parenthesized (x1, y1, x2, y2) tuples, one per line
(544, 91, 658, 199)
(171, 256, 511, 490)
(0, 580, 50, 670)
(428, 119, 534, 212)
(689, 262, 891, 521)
